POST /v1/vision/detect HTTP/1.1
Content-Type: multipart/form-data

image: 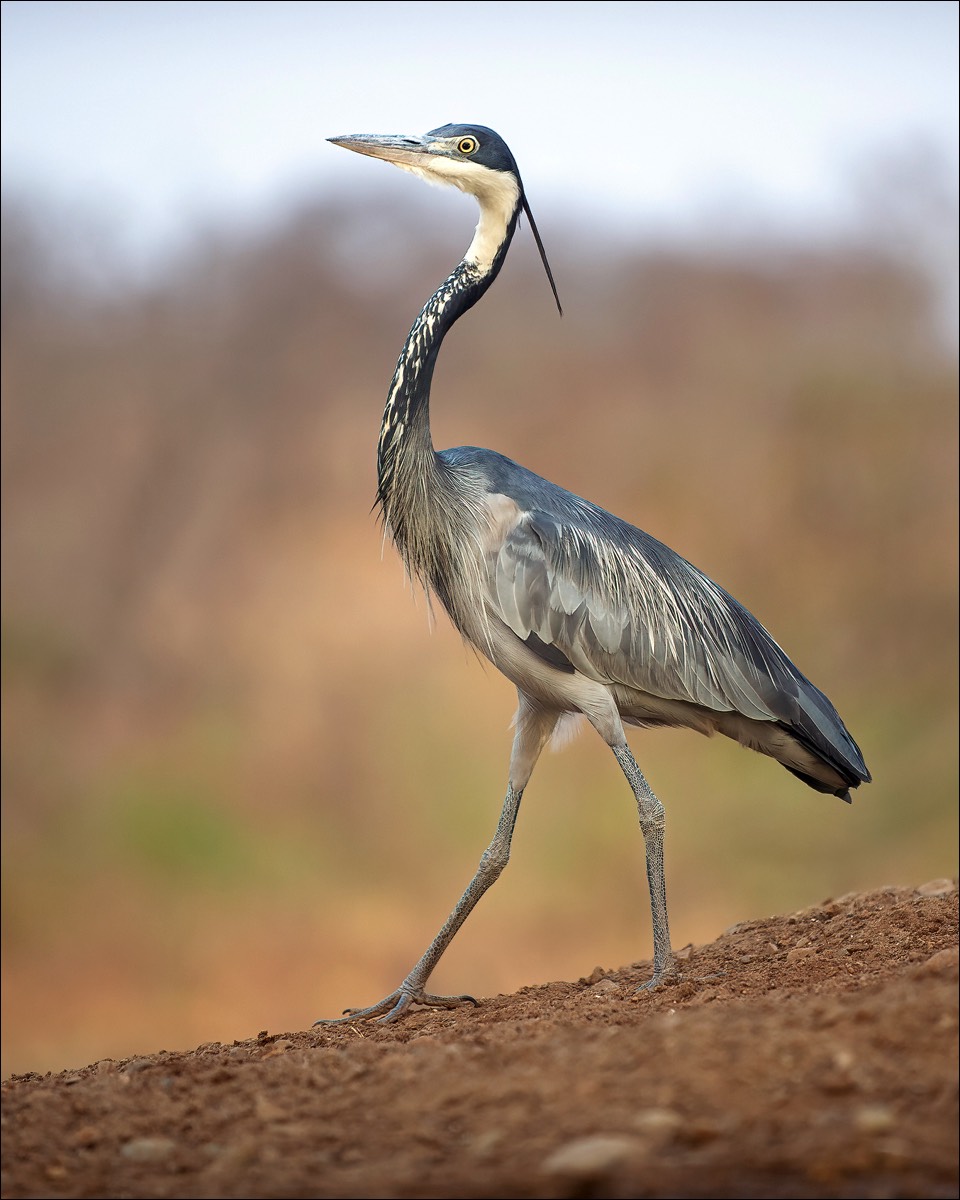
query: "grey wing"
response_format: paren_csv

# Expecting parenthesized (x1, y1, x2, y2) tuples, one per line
(486, 497, 869, 794)
(492, 508, 818, 724)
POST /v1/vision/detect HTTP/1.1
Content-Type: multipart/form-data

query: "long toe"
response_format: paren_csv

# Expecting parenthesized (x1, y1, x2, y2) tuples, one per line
(314, 988, 478, 1026)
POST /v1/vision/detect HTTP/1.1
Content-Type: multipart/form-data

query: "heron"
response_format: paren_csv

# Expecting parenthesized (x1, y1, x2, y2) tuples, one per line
(321, 124, 870, 1024)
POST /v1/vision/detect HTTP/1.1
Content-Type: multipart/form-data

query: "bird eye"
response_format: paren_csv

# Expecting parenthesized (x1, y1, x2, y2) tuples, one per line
(458, 137, 478, 155)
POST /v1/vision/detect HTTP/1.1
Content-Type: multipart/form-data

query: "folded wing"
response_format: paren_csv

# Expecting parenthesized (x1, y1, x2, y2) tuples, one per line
(490, 504, 868, 787)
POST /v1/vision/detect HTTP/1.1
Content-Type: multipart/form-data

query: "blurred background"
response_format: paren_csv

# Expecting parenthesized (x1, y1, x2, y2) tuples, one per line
(2, 0, 957, 1077)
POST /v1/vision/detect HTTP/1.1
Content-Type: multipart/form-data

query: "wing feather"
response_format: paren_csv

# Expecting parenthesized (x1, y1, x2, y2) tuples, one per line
(439, 445, 867, 793)
(492, 507, 796, 722)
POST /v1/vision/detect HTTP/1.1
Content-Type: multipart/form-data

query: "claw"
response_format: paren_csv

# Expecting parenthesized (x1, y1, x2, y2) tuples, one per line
(314, 988, 478, 1026)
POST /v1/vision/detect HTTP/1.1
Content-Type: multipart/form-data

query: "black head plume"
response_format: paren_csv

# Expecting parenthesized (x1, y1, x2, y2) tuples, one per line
(521, 193, 562, 317)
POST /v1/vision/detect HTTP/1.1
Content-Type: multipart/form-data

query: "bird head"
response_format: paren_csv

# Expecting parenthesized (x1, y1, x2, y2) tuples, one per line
(328, 124, 520, 196)
(329, 124, 561, 314)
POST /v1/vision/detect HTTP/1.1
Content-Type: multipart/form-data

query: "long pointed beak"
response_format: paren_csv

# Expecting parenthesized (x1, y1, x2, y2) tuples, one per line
(329, 129, 563, 318)
(328, 133, 433, 168)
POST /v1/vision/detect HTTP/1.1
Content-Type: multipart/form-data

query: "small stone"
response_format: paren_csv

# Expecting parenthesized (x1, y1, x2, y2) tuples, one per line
(261, 1038, 295, 1058)
(121, 1137, 176, 1163)
(916, 878, 956, 897)
(832, 1048, 855, 1071)
(674, 944, 694, 961)
(786, 946, 817, 961)
(913, 946, 959, 976)
(632, 1108, 682, 1137)
(542, 1135, 639, 1178)
(854, 1105, 895, 1133)
(590, 978, 622, 995)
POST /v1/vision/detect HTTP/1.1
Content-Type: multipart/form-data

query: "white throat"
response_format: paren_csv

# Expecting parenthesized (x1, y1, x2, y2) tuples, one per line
(394, 156, 520, 274)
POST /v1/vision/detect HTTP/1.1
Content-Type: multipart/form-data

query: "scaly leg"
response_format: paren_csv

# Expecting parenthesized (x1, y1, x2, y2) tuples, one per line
(316, 697, 557, 1025)
(611, 742, 677, 990)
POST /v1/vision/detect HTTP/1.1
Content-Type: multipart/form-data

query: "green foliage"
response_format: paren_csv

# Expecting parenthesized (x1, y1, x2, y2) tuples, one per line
(104, 776, 256, 885)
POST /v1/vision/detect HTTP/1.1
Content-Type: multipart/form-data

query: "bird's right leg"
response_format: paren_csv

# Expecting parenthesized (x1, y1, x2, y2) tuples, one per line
(315, 697, 557, 1025)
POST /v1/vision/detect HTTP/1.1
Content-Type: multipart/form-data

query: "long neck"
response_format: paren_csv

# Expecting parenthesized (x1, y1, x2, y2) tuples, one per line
(376, 193, 520, 578)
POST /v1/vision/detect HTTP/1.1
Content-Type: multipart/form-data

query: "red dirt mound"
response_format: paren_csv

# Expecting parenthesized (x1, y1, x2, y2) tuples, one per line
(2, 882, 957, 1199)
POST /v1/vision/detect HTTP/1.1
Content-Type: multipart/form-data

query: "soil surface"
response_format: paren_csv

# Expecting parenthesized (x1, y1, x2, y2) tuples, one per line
(2, 882, 957, 1200)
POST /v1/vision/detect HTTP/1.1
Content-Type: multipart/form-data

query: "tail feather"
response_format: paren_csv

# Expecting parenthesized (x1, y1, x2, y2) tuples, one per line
(781, 763, 854, 803)
(775, 701, 871, 800)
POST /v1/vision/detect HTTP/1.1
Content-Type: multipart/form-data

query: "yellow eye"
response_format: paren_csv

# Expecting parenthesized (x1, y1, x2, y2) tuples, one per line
(457, 137, 478, 156)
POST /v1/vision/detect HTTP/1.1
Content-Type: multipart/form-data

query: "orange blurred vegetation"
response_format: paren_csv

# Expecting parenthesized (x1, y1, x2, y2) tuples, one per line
(2, 161, 957, 1076)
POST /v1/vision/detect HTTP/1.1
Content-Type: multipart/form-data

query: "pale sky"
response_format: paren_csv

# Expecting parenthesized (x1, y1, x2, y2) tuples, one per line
(2, 0, 957, 267)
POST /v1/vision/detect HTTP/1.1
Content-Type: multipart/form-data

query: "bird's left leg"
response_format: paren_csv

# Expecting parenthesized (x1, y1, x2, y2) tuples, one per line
(610, 742, 678, 991)
(315, 696, 558, 1025)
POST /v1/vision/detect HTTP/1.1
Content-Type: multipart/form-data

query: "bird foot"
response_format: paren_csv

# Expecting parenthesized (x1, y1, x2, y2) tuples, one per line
(633, 959, 683, 993)
(633, 962, 726, 994)
(314, 986, 478, 1027)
